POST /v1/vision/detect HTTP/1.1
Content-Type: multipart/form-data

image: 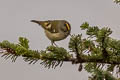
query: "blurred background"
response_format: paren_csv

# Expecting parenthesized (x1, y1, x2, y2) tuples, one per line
(0, 0, 120, 80)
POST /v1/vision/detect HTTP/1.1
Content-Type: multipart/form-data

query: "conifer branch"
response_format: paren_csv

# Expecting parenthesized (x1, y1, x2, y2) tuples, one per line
(1, 22, 120, 79)
(113, 0, 120, 4)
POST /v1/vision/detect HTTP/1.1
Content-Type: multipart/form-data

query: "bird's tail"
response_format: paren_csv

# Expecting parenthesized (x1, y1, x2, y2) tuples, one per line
(31, 20, 42, 25)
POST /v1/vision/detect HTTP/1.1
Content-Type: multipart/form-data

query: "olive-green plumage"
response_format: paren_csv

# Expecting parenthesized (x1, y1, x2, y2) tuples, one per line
(31, 20, 71, 45)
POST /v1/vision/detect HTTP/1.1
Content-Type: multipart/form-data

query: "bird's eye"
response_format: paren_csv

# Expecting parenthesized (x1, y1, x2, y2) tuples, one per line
(60, 23, 68, 32)
(64, 22, 70, 31)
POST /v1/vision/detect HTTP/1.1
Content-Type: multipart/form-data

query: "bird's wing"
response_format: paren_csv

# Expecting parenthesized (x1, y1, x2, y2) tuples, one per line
(31, 20, 59, 33)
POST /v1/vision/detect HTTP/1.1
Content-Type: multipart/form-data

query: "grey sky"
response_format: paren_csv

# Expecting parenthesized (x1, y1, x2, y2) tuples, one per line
(0, 0, 120, 80)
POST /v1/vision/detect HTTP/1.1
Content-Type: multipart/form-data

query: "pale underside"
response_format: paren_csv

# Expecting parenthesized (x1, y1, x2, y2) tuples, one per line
(44, 30, 67, 42)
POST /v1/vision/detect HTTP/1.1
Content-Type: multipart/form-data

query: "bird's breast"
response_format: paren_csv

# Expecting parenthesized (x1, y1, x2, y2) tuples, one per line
(44, 30, 68, 41)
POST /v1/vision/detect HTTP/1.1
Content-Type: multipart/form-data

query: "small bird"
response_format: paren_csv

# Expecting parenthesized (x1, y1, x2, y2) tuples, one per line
(31, 20, 71, 46)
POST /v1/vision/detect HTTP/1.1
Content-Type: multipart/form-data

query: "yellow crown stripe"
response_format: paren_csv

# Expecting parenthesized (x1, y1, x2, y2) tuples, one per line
(65, 23, 70, 30)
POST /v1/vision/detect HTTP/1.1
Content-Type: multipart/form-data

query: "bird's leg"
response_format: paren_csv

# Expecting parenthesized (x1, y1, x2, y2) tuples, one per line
(51, 41, 54, 46)
(51, 41, 58, 47)
(53, 42, 58, 47)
